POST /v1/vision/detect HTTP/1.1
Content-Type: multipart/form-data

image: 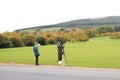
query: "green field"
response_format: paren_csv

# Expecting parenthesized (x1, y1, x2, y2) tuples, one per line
(0, 37, 120, 68)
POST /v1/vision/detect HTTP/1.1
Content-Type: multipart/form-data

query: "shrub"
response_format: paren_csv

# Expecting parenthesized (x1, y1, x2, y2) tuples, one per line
(36, 36, 46, 45)
(47, 38, 56, 44)
(22, 34, 36, 46)
(11, 37, 25, 47)
(0, 35, 13, 48)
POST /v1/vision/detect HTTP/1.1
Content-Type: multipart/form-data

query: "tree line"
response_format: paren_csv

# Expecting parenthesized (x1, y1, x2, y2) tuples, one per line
(0, 26, 120, 48)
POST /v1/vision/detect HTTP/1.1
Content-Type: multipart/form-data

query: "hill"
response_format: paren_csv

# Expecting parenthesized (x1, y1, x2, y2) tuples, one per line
(15, 16, 120, 32)
(55, 16, 120, 27)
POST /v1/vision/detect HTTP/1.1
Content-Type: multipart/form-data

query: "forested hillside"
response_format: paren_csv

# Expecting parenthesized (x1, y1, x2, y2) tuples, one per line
(15, 16, 120, 32)
(55, 16, 120, 27)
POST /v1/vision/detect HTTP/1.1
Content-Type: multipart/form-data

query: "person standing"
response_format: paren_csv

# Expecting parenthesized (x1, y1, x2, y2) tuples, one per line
(33, 43, 40, 66)
(57, 41, 64, 64)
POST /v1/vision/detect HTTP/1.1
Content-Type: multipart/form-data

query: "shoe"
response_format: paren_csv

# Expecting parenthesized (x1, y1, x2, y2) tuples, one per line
(58, 61, 62, 64)
(36, 64, 39, 66)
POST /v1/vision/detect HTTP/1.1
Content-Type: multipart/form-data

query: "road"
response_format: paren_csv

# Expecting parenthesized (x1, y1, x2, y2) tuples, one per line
(0, 64, 120, 80)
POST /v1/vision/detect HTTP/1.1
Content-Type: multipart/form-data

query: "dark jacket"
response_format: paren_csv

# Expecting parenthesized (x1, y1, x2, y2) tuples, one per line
(57, 43, 64, 56)
(33, 45, 40, 56)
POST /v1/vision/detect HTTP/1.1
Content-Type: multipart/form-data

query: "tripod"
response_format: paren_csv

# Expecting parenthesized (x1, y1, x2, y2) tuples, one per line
(62, 46, 67, 63)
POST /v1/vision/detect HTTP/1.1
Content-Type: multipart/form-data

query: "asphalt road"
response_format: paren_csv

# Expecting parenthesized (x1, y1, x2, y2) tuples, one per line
(0, 65, 120, 80)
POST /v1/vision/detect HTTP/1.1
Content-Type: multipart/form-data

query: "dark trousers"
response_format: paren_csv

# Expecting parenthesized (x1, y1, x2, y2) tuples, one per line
(35, 55, 39, 65)
(58, 51, 63, 61)
(58, 55, 62, 61)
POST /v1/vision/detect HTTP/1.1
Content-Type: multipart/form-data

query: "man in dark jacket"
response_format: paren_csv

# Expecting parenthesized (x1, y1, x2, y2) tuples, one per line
(57, 41, 64, 64)
(33, 43, 40, 65)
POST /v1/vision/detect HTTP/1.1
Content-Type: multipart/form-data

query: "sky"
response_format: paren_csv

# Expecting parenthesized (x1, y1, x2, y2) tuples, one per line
(0, 0, 120, 33)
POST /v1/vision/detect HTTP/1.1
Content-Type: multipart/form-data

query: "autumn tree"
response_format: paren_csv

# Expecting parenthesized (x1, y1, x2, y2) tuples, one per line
(0, 34, 13, 48)
(22, 33, 36, 46)
(79, 34, 89, 42)
(109, 33, 120, 39)
(18, 30, 27, 38)
(11, 36, 25, 47)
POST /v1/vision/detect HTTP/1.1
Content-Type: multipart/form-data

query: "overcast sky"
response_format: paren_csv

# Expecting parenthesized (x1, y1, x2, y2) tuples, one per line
(0, 0, 120, 33)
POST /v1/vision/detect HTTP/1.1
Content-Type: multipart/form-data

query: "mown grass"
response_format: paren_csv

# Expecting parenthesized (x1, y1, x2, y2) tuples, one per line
(0, 37, 120, 68)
